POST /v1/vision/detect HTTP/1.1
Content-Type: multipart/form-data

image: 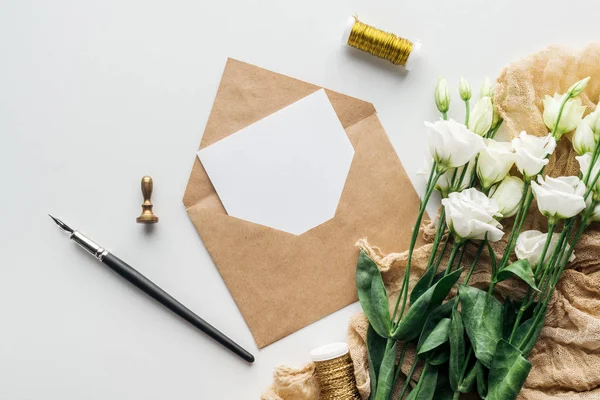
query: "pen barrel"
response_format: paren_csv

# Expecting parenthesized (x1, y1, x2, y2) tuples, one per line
(101, 253, 254, 363)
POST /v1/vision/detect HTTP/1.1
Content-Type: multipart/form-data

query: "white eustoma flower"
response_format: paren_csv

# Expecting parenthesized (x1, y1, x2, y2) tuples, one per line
(468, 96, 494, 136)
(435, 76, 450, 114)
(490, 176, 525, 218)
(573, 118, 596, 155)
(476, 139, 516, 190)
(425, 119, 485, 170)
(441, 188, 504, 242)
(531, 176, 586, 220)
(576, 152, 600, 194)
(511, 131, 557, 179)
(543, 94, 586, 138)
(515, 230, 575, 268)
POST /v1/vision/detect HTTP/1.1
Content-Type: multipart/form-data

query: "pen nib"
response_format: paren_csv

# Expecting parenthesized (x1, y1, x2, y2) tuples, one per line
(48, 214, 74, 234)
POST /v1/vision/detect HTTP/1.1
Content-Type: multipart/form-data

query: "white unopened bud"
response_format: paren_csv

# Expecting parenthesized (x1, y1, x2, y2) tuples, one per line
(459, 77, 471, 101)
(468, 96, 494, 136)
(480, 77, 494, 98)
(435, 76, 450, 114)
(573, 118, 596, 155)
(586, 109, 600, 140)
(567, 77, 591, 98)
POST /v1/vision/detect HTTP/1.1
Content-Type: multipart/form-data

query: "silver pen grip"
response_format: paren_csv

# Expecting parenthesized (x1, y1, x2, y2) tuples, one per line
(70, 231, 109, 261)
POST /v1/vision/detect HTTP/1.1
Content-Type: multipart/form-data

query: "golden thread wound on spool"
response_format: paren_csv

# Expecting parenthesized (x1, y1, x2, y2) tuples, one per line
(346, 16, 416, 68)
(313, 351, 361, 400)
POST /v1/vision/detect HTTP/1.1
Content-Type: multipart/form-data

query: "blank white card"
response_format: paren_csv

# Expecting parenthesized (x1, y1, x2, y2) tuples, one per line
(197, 89, 355, 235)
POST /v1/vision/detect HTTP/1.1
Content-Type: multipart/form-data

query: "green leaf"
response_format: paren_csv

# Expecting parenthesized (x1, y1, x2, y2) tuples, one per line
(501, 298, 519, 340)
(414, 365, 439, 400)
(512, 314, 545, 357)
(475, 360, 488, 399)
(373, 342, 397, 400)
(416, 299, 456, 351)
(487, 339, 532, 400)
(393, 268, 463, 341)
(418, 318, 451, 356)
(410, 267, 436, 304)
(366, 324, 387, 395)
(449, 307, 465, 392)
(496, 260, 539, 291)
(357, 251, 392, 338)
(427, 345, 450, 365)
(459, 284, 503, 368)
(458, 361, 477, 393)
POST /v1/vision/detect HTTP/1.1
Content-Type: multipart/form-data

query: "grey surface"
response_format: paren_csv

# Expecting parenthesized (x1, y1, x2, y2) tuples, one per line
(0, 0, 597, 398)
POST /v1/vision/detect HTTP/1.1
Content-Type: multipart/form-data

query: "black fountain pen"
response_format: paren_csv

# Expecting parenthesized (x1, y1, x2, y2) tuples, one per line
(49, 215, 255, 363)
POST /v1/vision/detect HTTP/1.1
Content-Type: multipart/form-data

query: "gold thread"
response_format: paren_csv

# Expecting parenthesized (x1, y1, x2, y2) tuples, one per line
(347, 16, 413, 66)
(314, 353, 361, 400)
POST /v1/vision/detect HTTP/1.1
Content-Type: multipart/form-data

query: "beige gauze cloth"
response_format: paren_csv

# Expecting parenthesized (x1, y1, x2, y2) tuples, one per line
(262, 43, 600, 400)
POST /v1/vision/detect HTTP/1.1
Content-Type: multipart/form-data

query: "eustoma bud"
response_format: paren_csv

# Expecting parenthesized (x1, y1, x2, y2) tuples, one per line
(435, 76, 450, 115)
(490, 175, 525, 218)
(567, 76, 591, 97)
(480, 77, 494, 98)
(468, 97, 493, 136)
(459, 76, 471, 101)
(543, 79, 589, 138)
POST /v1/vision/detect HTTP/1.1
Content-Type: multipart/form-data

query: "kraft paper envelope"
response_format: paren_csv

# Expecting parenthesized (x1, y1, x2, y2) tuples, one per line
(183, 58, 422, 348)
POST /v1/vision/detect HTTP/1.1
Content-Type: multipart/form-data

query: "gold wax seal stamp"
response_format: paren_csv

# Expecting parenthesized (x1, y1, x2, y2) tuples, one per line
(136, 176, 159, 224)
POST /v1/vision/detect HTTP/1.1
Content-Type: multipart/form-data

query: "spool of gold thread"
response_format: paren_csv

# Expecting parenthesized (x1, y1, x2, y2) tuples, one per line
(311, 343, 361, 400)
(342, 15, 421, 70)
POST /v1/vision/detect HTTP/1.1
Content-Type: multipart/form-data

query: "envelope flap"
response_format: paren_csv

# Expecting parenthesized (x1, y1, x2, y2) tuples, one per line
(183, 59, 375, 209)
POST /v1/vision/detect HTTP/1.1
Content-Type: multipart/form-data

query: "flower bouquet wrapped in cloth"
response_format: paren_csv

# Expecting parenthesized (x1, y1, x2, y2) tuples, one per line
(263, 43, 600, 400)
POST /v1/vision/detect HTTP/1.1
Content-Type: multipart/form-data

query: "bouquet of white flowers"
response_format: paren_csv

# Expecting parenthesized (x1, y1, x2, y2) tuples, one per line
(357, 76, 597, 400)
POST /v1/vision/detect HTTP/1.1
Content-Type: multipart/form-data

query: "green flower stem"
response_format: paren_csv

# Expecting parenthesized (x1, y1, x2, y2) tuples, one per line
(531, 221, 574, 315)
(465, 240, 486, 285)
(584, 141, 600, 185)
(424, 210, 447, 274)
(393, 342, 410, 386)
(584, 165, 600, 199)
(392, 169, 443, 324)
(497, 182, 532, 271)
(452, 346, 474, 400)
(486, 119, 504, 139)
(410, 362, 430, 398)
(464, 100, 470, 126)
(442, 111, 448, 121)
(428, 234, 451, 287)
(489, 182, 533, 295)
(456, 241, 468, 270)
(444, 241, 464, 276)
(398, 358, 419, 399)
(518, 207, 593, 351)
(459, 347, 474, 385)
(534, 220, 557, 280)
(508, 221, 556, 342)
